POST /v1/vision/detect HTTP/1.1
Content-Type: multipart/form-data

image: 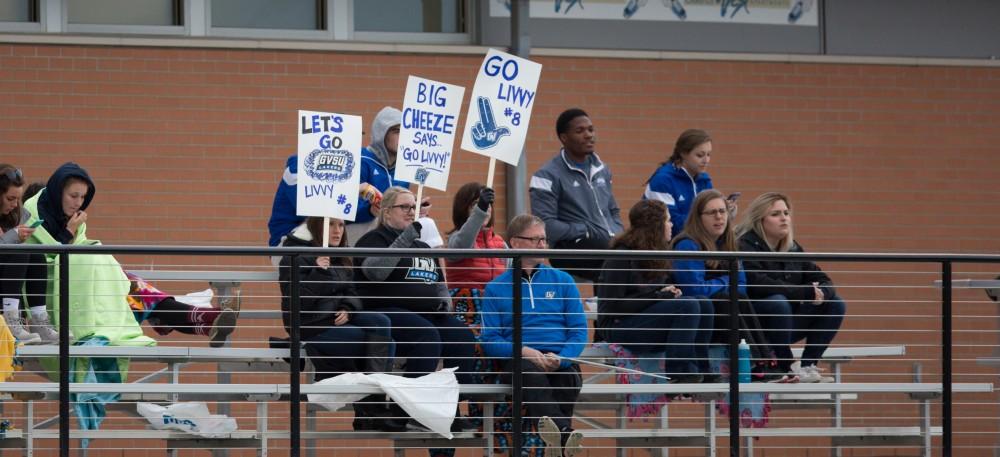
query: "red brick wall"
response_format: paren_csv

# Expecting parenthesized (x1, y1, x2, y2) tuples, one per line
(2, 43, 999, 456)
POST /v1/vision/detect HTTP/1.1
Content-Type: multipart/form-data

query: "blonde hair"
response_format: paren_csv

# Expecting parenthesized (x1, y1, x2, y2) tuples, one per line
(378, 186, 413, 226)
(736, 192, 794, 252)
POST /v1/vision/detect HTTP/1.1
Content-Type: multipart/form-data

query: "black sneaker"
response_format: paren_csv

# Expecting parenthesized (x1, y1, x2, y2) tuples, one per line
(667, 374, 704, 384)
(752, 362, 793, 383)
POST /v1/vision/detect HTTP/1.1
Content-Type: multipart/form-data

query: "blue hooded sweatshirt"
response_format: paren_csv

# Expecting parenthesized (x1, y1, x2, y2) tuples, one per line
(481, 264, 588, 369)
(643, 163, 712, 238)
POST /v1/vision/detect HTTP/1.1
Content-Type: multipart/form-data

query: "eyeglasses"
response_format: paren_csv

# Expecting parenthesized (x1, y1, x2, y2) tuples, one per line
(391, 204, 417, 212)
(2, 168, 22, 183)
(701, 208, 728, 217)
(513, 235, 547, 245)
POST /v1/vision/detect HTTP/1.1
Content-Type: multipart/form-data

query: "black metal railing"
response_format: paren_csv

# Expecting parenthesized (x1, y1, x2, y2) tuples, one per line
(2, 243, 998, 457)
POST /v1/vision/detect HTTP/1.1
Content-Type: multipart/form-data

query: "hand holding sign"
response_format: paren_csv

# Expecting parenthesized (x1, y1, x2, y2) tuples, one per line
(470, 97, 510, 149)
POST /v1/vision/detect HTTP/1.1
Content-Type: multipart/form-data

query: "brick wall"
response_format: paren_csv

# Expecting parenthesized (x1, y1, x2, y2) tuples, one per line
(2, 43, 999, 456)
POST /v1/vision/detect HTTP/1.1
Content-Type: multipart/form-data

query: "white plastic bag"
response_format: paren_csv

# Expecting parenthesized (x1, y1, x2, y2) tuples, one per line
(137, 402, 238, 438)
(174, 288, 213, 308)
(308, 368, 459, 438)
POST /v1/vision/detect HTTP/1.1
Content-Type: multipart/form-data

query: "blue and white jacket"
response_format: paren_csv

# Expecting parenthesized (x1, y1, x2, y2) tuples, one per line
(357, 146, 410, 225)
(481, 264, 588, 369)
(643, 163, 713, 239)
(530, 150, 623, 247)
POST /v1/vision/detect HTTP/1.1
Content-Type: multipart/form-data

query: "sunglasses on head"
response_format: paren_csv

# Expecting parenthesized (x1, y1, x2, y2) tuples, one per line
(2, 168, 22, 183)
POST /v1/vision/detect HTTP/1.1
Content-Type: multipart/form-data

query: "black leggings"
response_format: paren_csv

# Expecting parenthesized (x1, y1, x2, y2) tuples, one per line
(148, 297, 219, 335)
(0, 252, 48, 310)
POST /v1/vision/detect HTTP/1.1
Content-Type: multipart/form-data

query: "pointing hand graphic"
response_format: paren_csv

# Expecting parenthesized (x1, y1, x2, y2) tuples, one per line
(471, 97, 511, 149)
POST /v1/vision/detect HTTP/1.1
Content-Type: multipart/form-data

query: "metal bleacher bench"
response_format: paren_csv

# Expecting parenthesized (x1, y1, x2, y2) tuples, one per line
(1, 268, 974, 456)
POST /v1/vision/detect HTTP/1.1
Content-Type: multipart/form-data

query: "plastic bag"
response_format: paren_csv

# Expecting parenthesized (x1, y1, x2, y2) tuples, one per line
(137, 402, 238, 438)
(308, 367, 459, 438)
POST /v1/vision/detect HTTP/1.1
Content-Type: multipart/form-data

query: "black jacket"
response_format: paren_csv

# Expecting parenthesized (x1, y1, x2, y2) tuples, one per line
(278, 234, 362, 339)
(738, 230, 836, 303)
(353, 224, 444, 313)
(595, 252, 679, 340)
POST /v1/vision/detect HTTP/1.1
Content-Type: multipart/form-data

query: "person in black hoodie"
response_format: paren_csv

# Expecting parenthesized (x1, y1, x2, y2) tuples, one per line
(355, 186, 477, 431)
(736, 192, 845, 383)
(278, 216, 394, 429)
(596, 200, 713, 383)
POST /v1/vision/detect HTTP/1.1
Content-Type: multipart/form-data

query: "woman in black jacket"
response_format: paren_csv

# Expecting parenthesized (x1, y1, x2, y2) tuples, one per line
(596, 200, 713, 383)
(279, 216, 394, 429)
(736, 192, 845, 383)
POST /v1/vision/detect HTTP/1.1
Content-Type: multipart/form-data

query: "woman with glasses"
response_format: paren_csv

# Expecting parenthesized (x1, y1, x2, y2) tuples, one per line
(596, 200, 713, 383)
(354, 186, 477, 431)
(736, 192, 844, 383)
(0, 165, 56, 344)
(671, 189, 790, 382)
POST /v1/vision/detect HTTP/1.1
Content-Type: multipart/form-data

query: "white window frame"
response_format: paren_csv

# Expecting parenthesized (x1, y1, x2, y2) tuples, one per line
(60, 0, 187, 35)
(348, 0, 473, 45)
(0, 0, 475, 44)
(0, 0, 42, 32)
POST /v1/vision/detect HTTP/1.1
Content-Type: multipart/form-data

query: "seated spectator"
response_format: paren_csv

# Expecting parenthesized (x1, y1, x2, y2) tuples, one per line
(0, 165, 55, 344)
(482, 214, 587, 457)
(644, 129, 736, 238)
(671, 189, 791, 382)
(736, 192, 845, 383)
(23, 162, 156, 371)
(279, 216, 395, 430)
(596, 200, 713, 383)
(530, 108, 623, 281)
(354, 186, 476, 431)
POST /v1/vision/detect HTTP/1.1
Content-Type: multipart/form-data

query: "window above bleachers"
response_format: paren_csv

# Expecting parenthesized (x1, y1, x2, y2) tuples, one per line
(0, 0, 474, 44)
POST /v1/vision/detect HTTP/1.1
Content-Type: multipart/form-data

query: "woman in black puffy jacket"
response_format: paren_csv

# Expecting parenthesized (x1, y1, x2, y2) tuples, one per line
(279, 216, 394, 430)
(736, 192, 845, 383)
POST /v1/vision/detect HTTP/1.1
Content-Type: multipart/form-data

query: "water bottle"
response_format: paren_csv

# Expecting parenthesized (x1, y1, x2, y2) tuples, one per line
(737, 339, 752, 383)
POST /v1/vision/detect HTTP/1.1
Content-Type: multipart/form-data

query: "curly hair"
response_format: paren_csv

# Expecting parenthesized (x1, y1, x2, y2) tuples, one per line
(611, 200, 672, 276)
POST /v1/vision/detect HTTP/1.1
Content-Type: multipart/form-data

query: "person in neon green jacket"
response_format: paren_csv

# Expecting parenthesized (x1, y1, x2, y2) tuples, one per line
(22, 162, 155, 371)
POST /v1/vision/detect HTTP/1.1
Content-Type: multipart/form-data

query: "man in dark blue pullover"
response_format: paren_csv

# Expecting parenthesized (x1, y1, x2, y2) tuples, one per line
(481, 214, 587, 457)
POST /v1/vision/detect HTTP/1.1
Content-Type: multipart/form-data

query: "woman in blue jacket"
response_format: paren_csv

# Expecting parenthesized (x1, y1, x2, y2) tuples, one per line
(671, 190, 788, 382)
(643, 129, 715, 238)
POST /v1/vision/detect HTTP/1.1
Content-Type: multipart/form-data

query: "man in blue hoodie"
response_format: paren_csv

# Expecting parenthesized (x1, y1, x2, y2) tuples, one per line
(267, 107, 411, 247)
(481, 214, 587, 457)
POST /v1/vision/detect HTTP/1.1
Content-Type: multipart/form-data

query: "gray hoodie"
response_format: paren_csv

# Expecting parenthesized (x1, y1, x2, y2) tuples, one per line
(368, 106, 402, 168)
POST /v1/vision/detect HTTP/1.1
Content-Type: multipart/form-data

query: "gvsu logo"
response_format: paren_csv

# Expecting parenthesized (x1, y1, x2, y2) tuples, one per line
(162, 414, 197, 428)
(305, 149, 354, 183)
(405, 257, 438, 283)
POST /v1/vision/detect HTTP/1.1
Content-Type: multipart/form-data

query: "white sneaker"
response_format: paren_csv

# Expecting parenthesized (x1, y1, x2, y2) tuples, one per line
(4, 314, 41, 344)
(793, 362, 833, 383)
(29, 313, 65, 345)
(538, 416, 562, 457)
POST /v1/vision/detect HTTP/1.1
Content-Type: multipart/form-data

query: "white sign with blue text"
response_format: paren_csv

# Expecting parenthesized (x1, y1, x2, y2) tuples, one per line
(460, 49, 542, 166)
(395, 75, 466, 191)
(296, 110, 363, 221)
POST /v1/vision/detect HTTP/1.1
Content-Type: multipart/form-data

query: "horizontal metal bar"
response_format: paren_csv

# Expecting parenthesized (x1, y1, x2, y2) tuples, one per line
(2, 243, 999, 263)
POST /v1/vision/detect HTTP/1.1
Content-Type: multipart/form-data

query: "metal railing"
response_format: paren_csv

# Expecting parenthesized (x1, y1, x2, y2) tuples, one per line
(2, 243, 999, 457)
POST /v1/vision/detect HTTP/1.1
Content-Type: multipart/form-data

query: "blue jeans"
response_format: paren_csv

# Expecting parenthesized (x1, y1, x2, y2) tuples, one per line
(379, 307, 477, 385)
(604, 297, 713, 376)
(755, 294, 846, 368)
(305, 312, 393, 380)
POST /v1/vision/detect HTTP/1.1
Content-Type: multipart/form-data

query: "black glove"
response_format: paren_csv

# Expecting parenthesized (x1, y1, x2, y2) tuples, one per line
(477, 187, 495, 211)
(410, 221, 423, 236)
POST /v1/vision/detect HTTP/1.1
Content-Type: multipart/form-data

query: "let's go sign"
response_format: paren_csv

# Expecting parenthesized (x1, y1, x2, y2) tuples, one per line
(297, 110, 363, 220)
(460, 49, 542, 166)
